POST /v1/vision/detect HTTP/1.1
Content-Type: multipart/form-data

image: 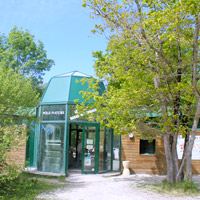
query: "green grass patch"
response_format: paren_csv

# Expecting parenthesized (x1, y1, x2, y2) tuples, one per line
(21, 171, 66, 180)
(149, 179, 200, 197)
(0, 173, 60, 200)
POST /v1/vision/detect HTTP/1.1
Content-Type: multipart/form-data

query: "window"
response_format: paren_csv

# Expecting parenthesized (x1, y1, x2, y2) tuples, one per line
(41, 105, 65, 121)
(140, 139, 155, 155)
(38, 123, 65, 173)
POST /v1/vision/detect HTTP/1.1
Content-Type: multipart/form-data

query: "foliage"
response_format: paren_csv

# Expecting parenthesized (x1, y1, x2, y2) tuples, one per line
(81, 0, 200, 182)
(0, 26, 51, 192)
(0, 65, 39, 187)
(0, 26, 54, 93)
(0, 66, 39, 124)
(81, 0, 199, 134)
(0, 173, 59, 200)
(151, 179, 200, 196)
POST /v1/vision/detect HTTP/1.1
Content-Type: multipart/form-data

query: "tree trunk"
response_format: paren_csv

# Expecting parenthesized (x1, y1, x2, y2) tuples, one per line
(185, 97, 200, 181)
(163, 133, 174, 182)
(186, 152, 192, 180)
(175, 131, 189, 182)
(172, 131, 179, 181)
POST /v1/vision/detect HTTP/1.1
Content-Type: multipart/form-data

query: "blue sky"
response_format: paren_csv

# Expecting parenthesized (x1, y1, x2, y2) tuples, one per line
(0, 0, 107, 83)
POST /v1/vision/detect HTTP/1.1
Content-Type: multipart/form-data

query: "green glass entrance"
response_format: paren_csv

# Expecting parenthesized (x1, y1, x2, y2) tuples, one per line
(82, 124, 99, 174)
(67, 122, 121, 174)
(67, 123, 99, 174)
(27, 71, 121, 175)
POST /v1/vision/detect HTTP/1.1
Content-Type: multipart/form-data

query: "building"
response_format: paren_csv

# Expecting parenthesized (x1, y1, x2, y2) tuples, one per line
(26, 71, 200, 175)
(26, 71, 121, 175)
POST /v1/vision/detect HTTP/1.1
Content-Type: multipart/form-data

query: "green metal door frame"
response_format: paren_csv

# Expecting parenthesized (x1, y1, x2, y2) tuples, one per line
(81, 123, 99, 174)
(66, 121, 100, 175)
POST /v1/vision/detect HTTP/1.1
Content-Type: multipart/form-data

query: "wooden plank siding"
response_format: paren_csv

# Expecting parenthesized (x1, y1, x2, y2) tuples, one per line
(121, 131, 200, 175)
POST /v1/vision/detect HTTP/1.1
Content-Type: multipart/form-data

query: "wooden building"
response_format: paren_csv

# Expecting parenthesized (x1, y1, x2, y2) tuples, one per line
(24, 71, 200, 175)
(121, 131, 200, 175)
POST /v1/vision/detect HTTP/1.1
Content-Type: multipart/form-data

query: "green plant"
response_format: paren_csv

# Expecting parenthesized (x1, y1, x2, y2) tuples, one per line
(182, 178, 199, 192)
(0, 173, 59, 200)
(151, 179, 200, 196)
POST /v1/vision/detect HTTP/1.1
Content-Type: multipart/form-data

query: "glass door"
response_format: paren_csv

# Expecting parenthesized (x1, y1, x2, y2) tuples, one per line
(82, 124, 99, 174)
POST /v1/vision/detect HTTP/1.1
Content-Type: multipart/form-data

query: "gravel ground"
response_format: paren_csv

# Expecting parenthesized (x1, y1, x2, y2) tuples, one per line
(36, 173, 200, 200)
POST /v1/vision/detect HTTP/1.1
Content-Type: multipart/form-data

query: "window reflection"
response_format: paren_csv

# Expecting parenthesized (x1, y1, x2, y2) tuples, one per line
(99, 128, 112, 172)
(113, 134, 120, 171)
(38, 123, 65, 173)
(41, 105, 65, 121)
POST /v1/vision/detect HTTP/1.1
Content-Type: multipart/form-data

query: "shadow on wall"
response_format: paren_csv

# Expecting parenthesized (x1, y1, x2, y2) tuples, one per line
(192, 162, 199, 175)
(153, 139, 167, 175)
(121, 135, 136, 174)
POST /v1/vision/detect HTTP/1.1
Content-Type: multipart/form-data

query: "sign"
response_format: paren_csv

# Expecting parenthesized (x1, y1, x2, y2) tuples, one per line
(70, 108, 97, 120)
(87, 139, 93, 145)
(41, 105, 66, 121)
(84, 156, 91, 166)
(177, 135, 200, 160)
(43, 111, 65, 115)
(86, 138, 94, 150)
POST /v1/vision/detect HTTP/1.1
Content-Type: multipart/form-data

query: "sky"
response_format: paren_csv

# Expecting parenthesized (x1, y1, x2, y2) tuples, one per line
(0, 0, 108, 83)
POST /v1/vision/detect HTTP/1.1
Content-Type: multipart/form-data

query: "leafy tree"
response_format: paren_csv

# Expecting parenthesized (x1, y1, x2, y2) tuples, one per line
(81, 0, 200, 183)
(0, 27, 54, 94)
(0, 65, 39, 186)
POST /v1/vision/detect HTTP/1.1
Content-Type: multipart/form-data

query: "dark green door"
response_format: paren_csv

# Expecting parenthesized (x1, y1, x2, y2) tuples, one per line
(81, 124, 99, 174)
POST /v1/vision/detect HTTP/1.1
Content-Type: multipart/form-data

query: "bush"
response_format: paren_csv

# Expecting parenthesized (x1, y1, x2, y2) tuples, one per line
(0, 173, 58, 200)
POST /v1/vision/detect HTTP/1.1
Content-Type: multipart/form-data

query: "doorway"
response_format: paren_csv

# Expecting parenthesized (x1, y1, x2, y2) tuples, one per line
(68, 123, 99, 174)
(68, 124, 83, 170)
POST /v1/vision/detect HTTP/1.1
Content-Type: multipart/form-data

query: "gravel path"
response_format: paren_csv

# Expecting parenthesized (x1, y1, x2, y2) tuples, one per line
(36, 174, 200, 200)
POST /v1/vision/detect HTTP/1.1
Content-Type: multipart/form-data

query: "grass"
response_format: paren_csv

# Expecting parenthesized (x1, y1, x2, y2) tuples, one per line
(147, 179, 200, 197)
(0, 172, 62, 200)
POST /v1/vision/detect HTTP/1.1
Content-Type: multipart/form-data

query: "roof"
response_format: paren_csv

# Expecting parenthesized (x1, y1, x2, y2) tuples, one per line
(40, 71, 104, 105)
(54, 71, 90, 78)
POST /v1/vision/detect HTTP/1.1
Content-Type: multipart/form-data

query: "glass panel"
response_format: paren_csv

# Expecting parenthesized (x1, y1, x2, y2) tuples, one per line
(105, 129, 112, 171)
(99, 128, 111, 172)
(41, 76, 71, 103)
(68, 129, 77, 168)
(83, 126, 96, 172)
(68, 124, 83, 169)
(68, 104, 97, 122)
(38, 123, 65, 173)
(113, 134, 121, 171)
(68, 105, 87, 121)
(41, 105, 65, 121)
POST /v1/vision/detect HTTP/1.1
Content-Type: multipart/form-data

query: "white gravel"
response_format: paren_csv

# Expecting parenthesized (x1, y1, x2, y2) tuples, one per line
(36, 173, 200, 200)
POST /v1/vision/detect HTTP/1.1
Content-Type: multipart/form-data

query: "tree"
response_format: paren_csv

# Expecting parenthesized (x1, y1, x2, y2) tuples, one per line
(81, 0, 200, 183)
(0, 65, 39, 186)
(0, 27, 54, 94)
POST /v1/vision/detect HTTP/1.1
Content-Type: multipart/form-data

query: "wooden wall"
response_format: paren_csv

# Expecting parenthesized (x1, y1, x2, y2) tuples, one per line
(121, 132, 200, 175)
(6, 131, 27, 168)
